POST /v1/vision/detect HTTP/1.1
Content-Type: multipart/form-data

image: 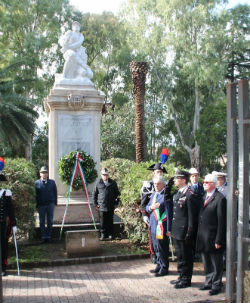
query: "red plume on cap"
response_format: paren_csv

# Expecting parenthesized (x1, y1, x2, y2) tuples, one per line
(0, 157, 5, 172)
(160, 148, 169, 164)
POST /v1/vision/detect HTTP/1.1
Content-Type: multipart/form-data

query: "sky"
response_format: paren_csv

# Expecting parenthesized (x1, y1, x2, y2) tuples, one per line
(69, 0, 249, 14)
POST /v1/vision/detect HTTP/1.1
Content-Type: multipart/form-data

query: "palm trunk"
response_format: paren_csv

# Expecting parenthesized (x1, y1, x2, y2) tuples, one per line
(130, 61, 148, 163)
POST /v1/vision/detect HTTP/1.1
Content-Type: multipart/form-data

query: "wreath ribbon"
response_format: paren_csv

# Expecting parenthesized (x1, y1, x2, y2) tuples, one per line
(59, 152, 97, 239)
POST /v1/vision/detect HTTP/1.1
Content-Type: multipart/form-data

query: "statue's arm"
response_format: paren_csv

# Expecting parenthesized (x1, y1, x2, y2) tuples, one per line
(67, 34, 84, 50)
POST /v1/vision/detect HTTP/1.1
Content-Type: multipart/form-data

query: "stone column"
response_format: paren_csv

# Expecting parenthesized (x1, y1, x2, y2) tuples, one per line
(44, 84, 104, 196)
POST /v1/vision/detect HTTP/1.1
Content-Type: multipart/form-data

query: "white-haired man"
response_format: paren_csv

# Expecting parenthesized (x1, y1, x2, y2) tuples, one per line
(196, 174, 226, 296)
(146, 175, 173, 277)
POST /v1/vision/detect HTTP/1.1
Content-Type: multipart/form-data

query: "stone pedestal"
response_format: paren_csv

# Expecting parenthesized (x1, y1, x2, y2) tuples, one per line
(44, 84, 104, 195)
(65, 230, 100, 257)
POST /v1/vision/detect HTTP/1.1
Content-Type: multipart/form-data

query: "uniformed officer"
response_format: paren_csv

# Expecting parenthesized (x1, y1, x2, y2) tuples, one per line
(0, 172, 17, 276)
(170, 168, 198, 288)
(212, 171, 227, 198)
(188, 167, 204, 258)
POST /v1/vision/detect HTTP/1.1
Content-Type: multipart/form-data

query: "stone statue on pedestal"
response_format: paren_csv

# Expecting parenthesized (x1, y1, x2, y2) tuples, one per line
(55, 21, 93, 86)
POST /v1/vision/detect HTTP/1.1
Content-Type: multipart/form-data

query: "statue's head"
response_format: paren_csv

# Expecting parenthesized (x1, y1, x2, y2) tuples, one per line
(72, 21, 81, 32)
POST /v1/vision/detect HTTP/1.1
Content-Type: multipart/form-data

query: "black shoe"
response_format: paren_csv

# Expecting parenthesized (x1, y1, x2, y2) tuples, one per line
(199, 285, 212, 291)
(174, 281, 191, 289)
(149, 267, 160, 274)
(155, 270, 168, 277)
(209, 289, 221, 296)
(1, 271, 7, 276)
(170, 278, 181, 285)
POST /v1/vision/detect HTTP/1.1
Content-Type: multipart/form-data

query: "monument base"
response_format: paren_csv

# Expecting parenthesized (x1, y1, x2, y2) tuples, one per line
(65, 230, 100, 257)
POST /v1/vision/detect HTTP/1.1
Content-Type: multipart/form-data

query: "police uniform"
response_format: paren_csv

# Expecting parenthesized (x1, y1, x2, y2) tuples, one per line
(0, 186, 16, 275)
(171, 169, 198, 288)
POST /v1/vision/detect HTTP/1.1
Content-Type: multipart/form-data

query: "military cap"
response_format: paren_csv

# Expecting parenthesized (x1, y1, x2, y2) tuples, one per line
(40, 166, 48, 173)
(174, 168, 190, 178)
(0, 174, 7, 182)
(147, 163, 167, 173)
(101, 168, 109, 175)
(189, 167, 199, 175)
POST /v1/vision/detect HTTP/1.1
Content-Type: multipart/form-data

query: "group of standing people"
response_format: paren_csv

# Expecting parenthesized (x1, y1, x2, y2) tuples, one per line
(141, 164, 227, 296)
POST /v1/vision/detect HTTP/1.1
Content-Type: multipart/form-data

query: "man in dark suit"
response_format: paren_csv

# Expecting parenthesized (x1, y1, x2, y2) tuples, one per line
(35, 166, 57, 243)
(93, 168, 120, 240)
(146, 175, 173, 277)
(170, 169, 198, 289)
(196, 173, 226, 296)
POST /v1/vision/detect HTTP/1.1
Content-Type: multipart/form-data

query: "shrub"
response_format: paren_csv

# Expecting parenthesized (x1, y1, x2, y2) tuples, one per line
(111, 159, 178, 244)
(2, 158, 37, 240)
(100, 158, 135, 189)
(58, 151, 98, 191)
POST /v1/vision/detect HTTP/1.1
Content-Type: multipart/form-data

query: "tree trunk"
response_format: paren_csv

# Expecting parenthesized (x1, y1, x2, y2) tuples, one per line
(130, 61, 148, 163)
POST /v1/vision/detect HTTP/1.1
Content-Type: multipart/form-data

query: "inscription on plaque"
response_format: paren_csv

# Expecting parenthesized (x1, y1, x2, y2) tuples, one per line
(58, 114, 94, 158)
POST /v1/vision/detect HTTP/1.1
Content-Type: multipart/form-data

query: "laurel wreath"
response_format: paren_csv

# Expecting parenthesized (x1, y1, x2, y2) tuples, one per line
(58, 151, 98, 191)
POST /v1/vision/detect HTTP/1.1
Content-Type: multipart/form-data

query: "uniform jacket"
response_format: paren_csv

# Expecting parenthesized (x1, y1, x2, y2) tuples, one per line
(140, 180, 154, 215)
(0, 189, 16, 226)
(217, 183, 227, 198)
(35, 178, 57, 208)
(93, 178, 120, 212)
(196, 189, 226, 253)
(189, 182, 204, 231)
(190, 182, 205, 198)
(171, 187, 198, 241)
(146, 190, 173, 235)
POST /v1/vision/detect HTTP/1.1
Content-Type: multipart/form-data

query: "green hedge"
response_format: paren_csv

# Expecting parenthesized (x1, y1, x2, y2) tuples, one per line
(2, 158, 37, 240)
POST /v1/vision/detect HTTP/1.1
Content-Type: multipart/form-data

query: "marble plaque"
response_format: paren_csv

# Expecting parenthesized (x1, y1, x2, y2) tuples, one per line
(58, 114, 94, 158)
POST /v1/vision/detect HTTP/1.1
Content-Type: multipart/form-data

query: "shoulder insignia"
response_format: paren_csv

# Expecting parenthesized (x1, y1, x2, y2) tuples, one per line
(142, 181, 151, 188)
(5, 189, 12, 196)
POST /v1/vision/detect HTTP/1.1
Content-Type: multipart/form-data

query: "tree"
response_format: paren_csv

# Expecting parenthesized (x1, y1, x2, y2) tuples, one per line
(130, 61, 148, 163)
(0, 62, 38, 153)
(122, 0, 250, 171)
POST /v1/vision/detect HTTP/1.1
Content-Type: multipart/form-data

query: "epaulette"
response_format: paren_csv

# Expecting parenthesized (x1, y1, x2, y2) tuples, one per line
(142, 181, 152, 188)
(5, 189, 12, 196)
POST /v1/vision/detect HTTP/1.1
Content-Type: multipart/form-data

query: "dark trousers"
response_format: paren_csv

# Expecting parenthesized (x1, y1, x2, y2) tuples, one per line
(99, 210, 114, 237)
(151, 234, 169, 272)
(0, 221, 8, 272)
(173, 238, 193, 282)
(38, 203, 55, 240)
(201, 252, 224, 290)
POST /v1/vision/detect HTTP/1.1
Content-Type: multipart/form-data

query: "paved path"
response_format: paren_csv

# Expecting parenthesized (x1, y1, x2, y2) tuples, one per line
(3, 259, 225, 303)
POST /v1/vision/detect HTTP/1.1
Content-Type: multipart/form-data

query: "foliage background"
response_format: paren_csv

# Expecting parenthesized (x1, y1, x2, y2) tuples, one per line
(2, 158, 36, 240)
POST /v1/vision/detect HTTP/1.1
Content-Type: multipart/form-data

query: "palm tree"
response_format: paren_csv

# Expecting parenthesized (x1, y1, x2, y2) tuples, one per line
(130, 61, 148, 163)
(0, 63, 38, 152)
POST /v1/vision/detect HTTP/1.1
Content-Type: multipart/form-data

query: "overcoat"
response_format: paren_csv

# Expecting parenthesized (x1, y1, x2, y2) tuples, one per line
(196, 189, 226, 253)
(93, 178, 120, 212)
(171, 187, 198, 241)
